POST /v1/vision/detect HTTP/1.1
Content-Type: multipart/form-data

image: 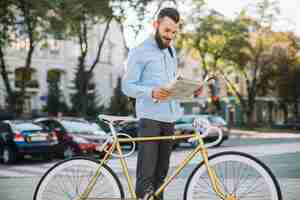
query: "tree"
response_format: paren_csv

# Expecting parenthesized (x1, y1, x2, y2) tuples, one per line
(107, 77, 134, 116)
(46, 71, 62, 116)
(111, 0, 178, 40)
(51, 0, 114, 117)
(13, 0, 55, 114)
(273, 33, 300, 121)
(176, 8, 249, 115)
(221, 0, 285, 127)
(0, 0, 17, 114)
(0, 0, 56, 115)
(176, 0, 295, 127)
(45, 69, 69, 116)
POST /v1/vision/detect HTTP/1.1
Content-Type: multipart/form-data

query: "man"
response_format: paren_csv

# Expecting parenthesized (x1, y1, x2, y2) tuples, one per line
(122, 8, 201, 200)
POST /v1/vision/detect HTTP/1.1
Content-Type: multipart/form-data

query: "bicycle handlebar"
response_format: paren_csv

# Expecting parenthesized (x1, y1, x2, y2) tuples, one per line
(188, 126, 223, 148)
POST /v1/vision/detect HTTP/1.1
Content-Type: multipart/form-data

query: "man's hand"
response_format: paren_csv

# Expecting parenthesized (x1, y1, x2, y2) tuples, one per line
(194, 85, 203, 97)
(152, 88, 171, 101)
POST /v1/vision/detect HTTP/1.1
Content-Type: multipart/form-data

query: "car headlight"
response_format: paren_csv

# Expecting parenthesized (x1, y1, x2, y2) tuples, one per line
(73, 137, 89, 144)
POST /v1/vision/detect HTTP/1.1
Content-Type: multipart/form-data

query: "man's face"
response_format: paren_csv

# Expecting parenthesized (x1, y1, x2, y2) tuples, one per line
(155, 16, 178, 49)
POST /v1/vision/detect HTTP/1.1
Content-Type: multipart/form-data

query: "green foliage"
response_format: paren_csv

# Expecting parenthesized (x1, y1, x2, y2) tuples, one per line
(50, 0, 113, 38)
(70, 66, 102, 117)
(0, 0, 15, 47)
(45, 71, 69, 116)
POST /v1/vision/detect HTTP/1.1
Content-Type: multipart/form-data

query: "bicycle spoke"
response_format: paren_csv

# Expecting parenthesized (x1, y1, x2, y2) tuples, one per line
(34, 158, 123, 200)
(184, 152, 281, 200)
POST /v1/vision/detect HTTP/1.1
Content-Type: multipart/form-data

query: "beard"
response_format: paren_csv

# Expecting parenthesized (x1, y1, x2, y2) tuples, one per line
(155, 30, 170, 49)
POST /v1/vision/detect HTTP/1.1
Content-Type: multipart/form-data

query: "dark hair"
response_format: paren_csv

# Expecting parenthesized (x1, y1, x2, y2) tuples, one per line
(157, 7, 180, 23)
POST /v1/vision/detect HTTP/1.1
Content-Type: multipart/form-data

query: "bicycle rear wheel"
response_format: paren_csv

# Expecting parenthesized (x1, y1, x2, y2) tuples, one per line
(184, 151, 282, 200)
(34, 157, 124, 200)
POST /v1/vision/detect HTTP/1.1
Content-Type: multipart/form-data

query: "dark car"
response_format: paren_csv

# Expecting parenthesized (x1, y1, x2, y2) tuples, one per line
(34, 117, 107, 158)
(174, 114, 230, 147)
(0, 120, 58, 164)
(273, 118, 300, 130)
(285, 119, 300, 130)
(115, 118, 139, 148)
(114, 118, 178, 149)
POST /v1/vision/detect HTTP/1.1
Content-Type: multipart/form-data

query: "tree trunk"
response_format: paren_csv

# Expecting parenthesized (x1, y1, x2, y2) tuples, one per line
(294, 100, 299, 120)
(0, 47, 17, 114)
(18, 0, 36, 115)
(268, 101, 274, 125)
(280, 102, 288, 123)
(246, 97, 256, 128)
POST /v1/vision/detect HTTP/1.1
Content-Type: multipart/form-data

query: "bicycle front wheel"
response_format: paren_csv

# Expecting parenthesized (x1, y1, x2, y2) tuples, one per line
(184, 151, 282, 200)
(34, 157, 124, 200)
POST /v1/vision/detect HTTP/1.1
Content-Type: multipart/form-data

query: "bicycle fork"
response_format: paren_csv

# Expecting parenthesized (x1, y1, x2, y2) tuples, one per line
(75, 142, 116, 200)
(198, 137, 238, 200)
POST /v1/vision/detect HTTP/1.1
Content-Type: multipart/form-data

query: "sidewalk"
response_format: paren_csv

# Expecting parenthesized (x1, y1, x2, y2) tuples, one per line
(230, 128, 300, 139)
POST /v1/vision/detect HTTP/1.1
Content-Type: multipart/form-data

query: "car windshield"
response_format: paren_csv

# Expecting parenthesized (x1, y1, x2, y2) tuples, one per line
(14, 123, 43, 132)
(176, 116, 195, 124)
(207, 116, 226, 125)
(61, 120, 103, 134)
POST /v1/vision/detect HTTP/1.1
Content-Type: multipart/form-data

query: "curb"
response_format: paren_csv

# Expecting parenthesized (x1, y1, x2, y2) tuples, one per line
(229, 129, 300, 139)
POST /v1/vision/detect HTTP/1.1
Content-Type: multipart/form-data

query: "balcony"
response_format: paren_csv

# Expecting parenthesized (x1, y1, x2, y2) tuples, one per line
(15, 80, 39, 92)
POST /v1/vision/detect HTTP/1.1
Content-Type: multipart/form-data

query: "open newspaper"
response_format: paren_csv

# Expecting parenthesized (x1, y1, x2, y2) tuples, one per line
(163, 75, 202, 100)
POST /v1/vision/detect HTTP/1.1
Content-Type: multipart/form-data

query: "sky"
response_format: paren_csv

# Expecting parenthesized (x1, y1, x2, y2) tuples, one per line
(124, 0, 300, 49)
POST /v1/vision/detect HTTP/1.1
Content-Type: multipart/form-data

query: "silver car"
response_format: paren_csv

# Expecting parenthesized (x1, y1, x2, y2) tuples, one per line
(174, 114, 230, 147)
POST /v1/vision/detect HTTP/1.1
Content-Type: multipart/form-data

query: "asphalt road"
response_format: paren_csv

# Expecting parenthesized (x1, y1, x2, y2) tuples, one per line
(0, 137, 300, 200)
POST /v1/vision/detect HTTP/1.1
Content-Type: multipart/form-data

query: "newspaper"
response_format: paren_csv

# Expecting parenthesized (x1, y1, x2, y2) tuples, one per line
(163, 75, 202, 100)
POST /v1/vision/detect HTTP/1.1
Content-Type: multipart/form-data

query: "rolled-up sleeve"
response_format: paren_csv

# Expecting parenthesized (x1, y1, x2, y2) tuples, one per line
(122, 49, 153, 99)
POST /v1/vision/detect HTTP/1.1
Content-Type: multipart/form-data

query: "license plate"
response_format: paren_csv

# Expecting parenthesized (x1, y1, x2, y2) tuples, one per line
(30, 135, 47, 141)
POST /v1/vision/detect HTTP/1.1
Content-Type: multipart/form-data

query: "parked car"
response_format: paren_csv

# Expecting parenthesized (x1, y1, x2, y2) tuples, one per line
(34, 117, 107, 158)
(283, 118, 300, 130)
(0, 120, 58, 164)
(93, 116, 139, 149)
(115, 118, 139, 148)
(174, 114, 230, 147)
(273, 119, 300, 130)
(114, 118, 178, 149)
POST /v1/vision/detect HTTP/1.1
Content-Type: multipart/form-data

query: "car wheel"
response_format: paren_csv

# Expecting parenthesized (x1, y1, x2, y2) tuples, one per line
(2, 146, 17, 164)
(63, 146, 76, 158)
(43, 154, 53, 161)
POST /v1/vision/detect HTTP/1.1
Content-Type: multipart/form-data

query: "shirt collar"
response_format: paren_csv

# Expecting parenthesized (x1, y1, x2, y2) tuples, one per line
(145, 35, 171, 54)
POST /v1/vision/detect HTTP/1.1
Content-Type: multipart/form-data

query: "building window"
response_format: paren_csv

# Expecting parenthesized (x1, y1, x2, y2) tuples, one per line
(15, 67, 39, 88)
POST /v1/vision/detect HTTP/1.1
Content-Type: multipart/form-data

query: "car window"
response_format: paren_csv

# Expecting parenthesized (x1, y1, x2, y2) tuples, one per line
(51, 121, 64, 130)
(176, 117, 195, 124)
(207, 116, 226, 125)
(35, 121, 51, 131)
(61, 120, 103, 133)
(12, 123, 43, 132)
(0, 123, 10, 133)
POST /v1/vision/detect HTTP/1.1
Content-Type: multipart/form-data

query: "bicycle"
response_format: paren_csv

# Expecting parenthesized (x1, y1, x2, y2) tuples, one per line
(33, 113, 282, 200)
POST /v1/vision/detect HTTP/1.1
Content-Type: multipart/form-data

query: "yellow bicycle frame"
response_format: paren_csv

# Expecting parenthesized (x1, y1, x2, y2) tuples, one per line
(77, 133, 228, 200)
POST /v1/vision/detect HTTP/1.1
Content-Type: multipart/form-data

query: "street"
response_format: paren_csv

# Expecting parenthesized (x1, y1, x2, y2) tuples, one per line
(0, 137, 300, 200)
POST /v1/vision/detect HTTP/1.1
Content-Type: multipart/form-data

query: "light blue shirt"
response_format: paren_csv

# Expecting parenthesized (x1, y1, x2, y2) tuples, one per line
(122, 36, 182, 122)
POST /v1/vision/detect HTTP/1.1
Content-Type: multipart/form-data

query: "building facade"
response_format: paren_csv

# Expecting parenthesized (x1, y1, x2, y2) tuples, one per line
(0, 20, 127, 113)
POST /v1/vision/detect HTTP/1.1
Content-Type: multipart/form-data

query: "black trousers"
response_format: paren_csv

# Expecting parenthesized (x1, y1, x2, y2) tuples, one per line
(135, 118, 175, 199)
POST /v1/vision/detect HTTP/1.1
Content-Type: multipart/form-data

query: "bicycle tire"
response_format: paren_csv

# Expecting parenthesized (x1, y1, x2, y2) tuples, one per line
(34, 157, 124, 200)
(184, 151, 282, 200)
